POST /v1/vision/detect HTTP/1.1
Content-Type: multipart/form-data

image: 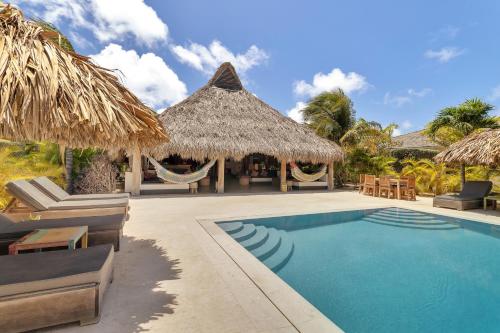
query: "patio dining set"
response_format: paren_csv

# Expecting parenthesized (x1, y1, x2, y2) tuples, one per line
(359, 174, 416, 200)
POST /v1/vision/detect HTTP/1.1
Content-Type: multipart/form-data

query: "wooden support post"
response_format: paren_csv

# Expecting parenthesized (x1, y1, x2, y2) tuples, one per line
(131, 142, 141, 196)
(280, 159, 287, 192)
(327, 161, 334, 191)
(217, 157, 225, 193)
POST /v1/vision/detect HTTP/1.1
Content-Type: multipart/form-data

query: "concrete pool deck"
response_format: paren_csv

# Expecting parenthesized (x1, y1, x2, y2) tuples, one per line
(50, 190, 500, 333)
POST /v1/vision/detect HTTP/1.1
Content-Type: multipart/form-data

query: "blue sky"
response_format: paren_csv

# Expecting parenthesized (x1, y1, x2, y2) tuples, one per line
(13, 0, 500, 135)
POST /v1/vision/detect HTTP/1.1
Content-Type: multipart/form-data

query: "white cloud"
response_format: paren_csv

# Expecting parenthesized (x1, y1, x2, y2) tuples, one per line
(384, 92, 412, 107)
(424, 47, 465, 63)
(384, 88, 432, 107)
(392, 128, 402, 137)
(488, 85, 500, 101)
(294, 68, 369, 98)
(91, 44, 187, 109)
(286, 102, 307, 123)
(401, 120, 413, 129)
(171, 40, 269, 75)
(408, 88, 432, 97)
(15, 0, 168, 46)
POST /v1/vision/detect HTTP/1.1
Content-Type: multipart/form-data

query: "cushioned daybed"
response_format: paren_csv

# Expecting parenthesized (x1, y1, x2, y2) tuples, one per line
(31, 176, 130, 201)
(0, 213, 125, 254)
(433, 181, 493, 211)
(0, 244, 114, 332)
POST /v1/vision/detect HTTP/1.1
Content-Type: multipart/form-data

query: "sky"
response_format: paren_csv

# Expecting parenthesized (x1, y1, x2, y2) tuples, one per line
(12, 0, 500, 136)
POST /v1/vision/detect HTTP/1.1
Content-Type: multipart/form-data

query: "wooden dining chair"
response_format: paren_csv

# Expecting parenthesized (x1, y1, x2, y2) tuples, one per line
(378, 176, 396, 198)
(364, 175, 377, 196)
(400, 176, 416, 200)
(359, 174, 365, 193)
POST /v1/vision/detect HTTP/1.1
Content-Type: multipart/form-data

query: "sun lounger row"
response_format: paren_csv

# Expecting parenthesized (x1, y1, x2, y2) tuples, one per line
(0, 177, 130, 332)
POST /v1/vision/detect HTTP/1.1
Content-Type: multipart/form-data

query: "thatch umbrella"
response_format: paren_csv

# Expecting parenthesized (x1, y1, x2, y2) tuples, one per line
(0, 5, 168, 194)
(434, 129, 500, 166)
(150, 62, 344, 192)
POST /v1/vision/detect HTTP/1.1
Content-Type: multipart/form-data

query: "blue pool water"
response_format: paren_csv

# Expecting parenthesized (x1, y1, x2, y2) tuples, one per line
(218, 208, 500, 333)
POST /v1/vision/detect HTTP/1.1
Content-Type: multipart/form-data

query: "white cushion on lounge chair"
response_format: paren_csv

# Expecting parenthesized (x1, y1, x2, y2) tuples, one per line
(6, 180, 128, 211)
(292, 181, 328, 188)
(31, 177, 129, 201)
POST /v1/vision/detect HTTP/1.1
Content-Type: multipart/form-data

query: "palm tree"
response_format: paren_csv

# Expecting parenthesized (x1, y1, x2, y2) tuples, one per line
(302, 89, 355, 142)
(34, 21, 76, 193)
(426, 98, 498, 186)
(340, 118, 398, 155)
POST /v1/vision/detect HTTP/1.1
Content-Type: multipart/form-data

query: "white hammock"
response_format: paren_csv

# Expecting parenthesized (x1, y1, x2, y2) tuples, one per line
(290, 162, 327, 182)
(147, 156, 216, 184)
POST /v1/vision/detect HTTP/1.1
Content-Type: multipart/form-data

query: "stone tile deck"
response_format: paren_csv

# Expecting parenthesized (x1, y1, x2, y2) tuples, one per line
(50, 190, 499, 333)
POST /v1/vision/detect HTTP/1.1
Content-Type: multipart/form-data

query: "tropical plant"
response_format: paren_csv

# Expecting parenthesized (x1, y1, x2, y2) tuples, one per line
(341, 118, 398, 155)
(0, 143, 64, 209)
(401, 159, 459, 195)
(302, 89, 355, 142)
(368, 156, 397, 176)
(426, 98, 499, 186)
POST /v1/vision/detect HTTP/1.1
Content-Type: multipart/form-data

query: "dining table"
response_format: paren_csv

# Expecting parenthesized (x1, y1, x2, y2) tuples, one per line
(374, 177, 409, 200)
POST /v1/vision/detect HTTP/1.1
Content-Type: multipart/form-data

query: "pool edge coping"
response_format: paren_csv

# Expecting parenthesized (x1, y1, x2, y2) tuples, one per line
(196, 203, 499, 333)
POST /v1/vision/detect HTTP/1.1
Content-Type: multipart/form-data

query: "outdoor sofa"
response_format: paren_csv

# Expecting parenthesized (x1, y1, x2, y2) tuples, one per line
(31, 176, 130, 201)
(433, 181, 493, 211)
(0, 244, 114, 332)
(0, 213, 125, 254)
(3, 180, 129, 221)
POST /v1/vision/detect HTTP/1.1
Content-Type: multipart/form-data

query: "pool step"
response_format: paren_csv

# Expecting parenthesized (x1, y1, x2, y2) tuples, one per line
(232, 224, 257, 241)
(240, 226, 269, 250)
(221, 222, 295, 272)
(367, 213, 446, 225)
(363, 217, 459, 230)
(218, 221, 244, 234)
(251, 228, 282, 260)
(263, 231, 294, 271)
(373, 211, 436, 221)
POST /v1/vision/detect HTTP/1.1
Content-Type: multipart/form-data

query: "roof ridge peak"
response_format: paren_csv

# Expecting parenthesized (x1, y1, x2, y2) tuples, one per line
(208, 62, 243, 91)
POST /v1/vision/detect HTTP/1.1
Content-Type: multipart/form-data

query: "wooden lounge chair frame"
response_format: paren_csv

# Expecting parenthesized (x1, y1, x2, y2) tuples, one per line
(3, 195, 127, 222)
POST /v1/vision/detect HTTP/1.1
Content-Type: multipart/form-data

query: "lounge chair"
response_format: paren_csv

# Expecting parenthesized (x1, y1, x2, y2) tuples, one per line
(3, 180, 129, 221)
(433, 181, 493, 210)
(0, 244, 114, 332)
(0, 213, 124, 254)
(31, 176, 129, 201)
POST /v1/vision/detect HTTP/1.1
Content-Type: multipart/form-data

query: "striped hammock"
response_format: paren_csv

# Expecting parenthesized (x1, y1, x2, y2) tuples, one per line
(290, 162, 327, 182)
(147, 156, 216, 184)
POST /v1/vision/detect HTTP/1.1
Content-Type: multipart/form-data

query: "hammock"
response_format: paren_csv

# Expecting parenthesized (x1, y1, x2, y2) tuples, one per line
(290, 162, 327, 182)
(146, 156, 216, 184)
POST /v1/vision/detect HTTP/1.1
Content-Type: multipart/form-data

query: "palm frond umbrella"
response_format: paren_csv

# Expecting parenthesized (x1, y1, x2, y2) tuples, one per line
(0, 5, 168, 194)
(434, 129, 500, 166)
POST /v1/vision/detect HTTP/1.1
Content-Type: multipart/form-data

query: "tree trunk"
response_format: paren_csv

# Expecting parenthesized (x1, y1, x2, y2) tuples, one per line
(460, 163, 466, 189)
(65, 148, 73, 194)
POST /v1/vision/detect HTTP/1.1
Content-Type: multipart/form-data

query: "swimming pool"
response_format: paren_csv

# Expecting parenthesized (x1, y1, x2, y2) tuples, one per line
(218, 207, 500, 333)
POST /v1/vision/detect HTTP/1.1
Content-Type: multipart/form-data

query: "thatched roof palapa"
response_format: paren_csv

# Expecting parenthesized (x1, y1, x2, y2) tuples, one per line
(151, 62, 343, 163)
(392, 130, 442, 151)
(0, 5, 167, 149)
(434, 129, 500, 166)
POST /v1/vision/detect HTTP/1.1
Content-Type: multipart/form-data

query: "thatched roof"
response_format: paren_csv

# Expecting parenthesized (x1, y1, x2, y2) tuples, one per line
(434, 129, 500, 166)
(392, 130, 442, 151)
(0, 5, 167, 149)
(150, 63, 343, 163)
